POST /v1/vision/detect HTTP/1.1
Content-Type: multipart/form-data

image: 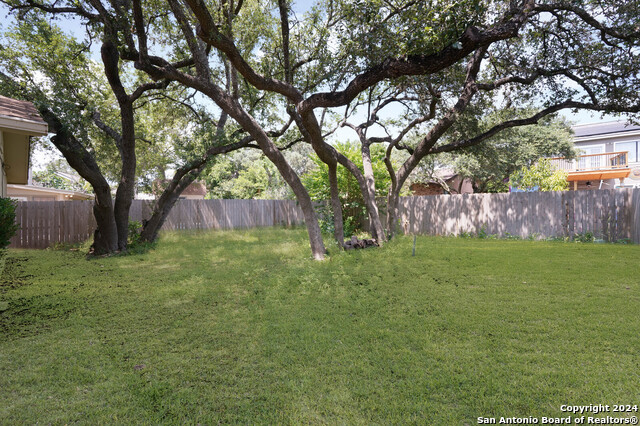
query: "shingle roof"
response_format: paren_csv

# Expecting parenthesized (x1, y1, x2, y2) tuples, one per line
(0, 95, 46, 124)
(572, 121, 640, 138)
(181, 182, 207, 196)
(152, 180, 207, 196)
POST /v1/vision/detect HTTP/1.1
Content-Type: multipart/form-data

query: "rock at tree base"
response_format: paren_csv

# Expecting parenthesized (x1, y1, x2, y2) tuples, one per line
(344, 236, 379, 250)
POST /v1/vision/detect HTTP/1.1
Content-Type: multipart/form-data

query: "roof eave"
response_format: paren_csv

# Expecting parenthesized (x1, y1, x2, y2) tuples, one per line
(0, 115, 48, 136)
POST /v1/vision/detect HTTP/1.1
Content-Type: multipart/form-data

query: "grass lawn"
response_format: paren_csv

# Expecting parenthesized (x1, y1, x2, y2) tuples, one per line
(1, 228, 639, 424)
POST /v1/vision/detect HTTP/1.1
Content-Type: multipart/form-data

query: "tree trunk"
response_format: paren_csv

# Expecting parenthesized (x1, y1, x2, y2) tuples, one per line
(386, 163, 413, 239)
(256, 137, 326, 260)
(91, 183, 119, 254)
(113, 111, 137, 250)
(102, 40, 137, 251)
(328, 162, 345, 247)
(360, 142, 384, 242)
(140, 167, 203, 243)
(39, 107, 119, 254)
(386, 188, 401, 239)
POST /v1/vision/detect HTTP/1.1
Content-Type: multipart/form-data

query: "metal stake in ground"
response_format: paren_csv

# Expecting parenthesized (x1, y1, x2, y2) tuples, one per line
(412, 235, 416, 257)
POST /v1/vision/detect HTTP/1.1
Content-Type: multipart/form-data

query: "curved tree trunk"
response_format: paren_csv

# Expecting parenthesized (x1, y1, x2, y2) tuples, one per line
(200, 85, 327, 259)
(139, 170, 200, 243)
(36, 106, 119, 254)
(360, 142, 384, 241)
(255, 134, 326, 260)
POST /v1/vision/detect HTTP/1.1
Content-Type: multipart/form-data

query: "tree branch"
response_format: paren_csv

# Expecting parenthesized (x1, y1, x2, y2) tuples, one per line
(429, 100, 640, 154)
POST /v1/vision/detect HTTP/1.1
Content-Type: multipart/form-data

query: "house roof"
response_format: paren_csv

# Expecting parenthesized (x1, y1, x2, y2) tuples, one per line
(0, 95, 47, 125)
(572, 121, 640, 138)
(7, 184, 93, 200)
(152, 180, 207, 197)
(434, 168, 458, 182)
(181, 182, 207, 196)
(0, 95, 48, 136)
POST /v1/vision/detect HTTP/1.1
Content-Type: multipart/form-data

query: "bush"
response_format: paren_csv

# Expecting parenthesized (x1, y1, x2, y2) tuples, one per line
(0, 197, 19, 250)
(124, 220, 155, 254)
(127, 220, 143, 245)
(509, 159, 569, 192)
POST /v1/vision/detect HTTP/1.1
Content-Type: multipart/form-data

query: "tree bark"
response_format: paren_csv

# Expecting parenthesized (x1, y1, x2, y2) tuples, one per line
(112, 104, 137, 250)
(139, 167, 203, 243)
(386, 188, 402, 239)
(101, 40, 138, 250)
(38, 107, 119, 253)
(328, 162, 345, 247)
(360, 142, 383, 241)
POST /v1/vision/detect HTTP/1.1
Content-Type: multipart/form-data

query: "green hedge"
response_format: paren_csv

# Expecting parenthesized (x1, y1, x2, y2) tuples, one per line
(0, 197, 19, 250)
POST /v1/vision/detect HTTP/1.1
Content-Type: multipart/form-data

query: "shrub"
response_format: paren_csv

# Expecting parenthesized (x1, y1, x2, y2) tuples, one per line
(128, 220, 143, 246)
(509, 159, 569, 192)
(124, 220, 155, 254)
(0, 197, 19, 249)
(574, 231, 595, 243)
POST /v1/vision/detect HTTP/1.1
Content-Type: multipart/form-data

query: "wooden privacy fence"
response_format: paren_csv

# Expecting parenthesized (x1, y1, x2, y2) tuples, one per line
(9, 199, 304, 249)
(9, 189, 640, 249)
(398, 188, 640, 243)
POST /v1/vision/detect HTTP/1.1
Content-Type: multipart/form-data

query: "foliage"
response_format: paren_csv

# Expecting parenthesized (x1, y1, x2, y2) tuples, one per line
(573, 231, 595, 243)
(445, 113, 576, 192)
(4, 0, 640, 255)
(203, 144, 314, 200)
(122, 220, 154, 254)
(0, 197, 19, 250)
(32, 160, 93, 193)
(127, 221, 143, 246)
(302, 141, 391, 236)
(2, 229, 640, 423)
(205, 150, 284, 199)
(509, 159, 569, 192)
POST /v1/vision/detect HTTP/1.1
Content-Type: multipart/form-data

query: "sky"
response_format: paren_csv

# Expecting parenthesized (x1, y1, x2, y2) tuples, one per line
(0, 2, 623, 173)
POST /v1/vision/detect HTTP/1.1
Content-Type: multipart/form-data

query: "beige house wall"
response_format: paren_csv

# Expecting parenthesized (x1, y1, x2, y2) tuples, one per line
(3, 131, 30, 185)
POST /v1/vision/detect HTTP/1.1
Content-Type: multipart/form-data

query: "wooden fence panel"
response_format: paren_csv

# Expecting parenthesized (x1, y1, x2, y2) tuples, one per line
(398, 189, 640, 243)
(8, 199, 306, 249)
(8, 191, 640, 249)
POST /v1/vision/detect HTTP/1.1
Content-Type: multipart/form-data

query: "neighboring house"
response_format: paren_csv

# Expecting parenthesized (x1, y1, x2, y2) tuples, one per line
(550, 121, 640, 190)
(141, 180, 207, 200)
(178, 182, 207, 199)
(7, 184, 93, 201)
(409, 169, 474, 196)
(0, 95, 48, 197)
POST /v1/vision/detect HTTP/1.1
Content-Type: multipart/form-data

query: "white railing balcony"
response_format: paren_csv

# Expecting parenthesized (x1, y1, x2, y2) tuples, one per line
(549, 151, 629, 173)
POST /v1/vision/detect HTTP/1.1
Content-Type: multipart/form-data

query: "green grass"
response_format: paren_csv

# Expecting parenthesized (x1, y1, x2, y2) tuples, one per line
(1, 228, 639, 424)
